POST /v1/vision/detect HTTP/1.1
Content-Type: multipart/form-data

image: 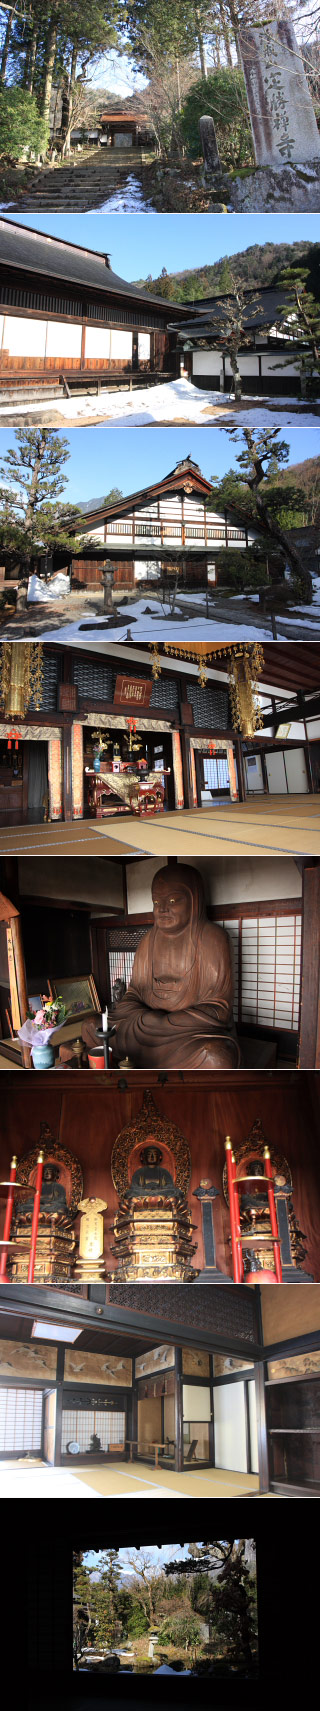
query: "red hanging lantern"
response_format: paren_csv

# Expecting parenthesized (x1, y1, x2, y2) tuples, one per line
(7, 727, 20, 752)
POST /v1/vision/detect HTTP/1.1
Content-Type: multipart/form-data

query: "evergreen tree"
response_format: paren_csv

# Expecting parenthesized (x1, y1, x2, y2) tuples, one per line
(209, 430, 313, 599)
(0, 426, 82, 574)
(276, 265, 320, 397)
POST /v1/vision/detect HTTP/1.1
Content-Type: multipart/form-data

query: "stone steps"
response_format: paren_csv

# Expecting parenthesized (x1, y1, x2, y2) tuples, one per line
(9, 147, 152, 211)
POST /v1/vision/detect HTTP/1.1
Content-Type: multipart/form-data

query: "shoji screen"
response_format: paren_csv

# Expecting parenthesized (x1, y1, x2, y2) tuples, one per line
(0, 1388, 42, 1452)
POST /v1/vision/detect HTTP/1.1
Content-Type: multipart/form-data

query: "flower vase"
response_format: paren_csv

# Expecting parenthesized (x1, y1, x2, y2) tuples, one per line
(32, 1042, 55, 1069)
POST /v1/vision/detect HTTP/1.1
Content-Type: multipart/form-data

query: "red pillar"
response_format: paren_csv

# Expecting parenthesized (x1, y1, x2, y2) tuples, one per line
(225, 1137, 239, 1281)
(263, 1147, 282, 1283)
(232, 1151, 244, 1282)
(0, 1155, 17, 1279)
(27, 1151, 44, 1284)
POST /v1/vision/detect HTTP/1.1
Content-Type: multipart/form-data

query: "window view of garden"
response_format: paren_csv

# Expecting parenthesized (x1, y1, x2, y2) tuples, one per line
(73, 1539, 258, 1676)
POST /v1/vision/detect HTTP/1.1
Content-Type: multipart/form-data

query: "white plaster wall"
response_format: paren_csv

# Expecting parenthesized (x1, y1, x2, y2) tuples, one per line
(307, 718, 320, 739)
(173, 856, 302, 904)
(85, 326, 111, 358)
(110, 330, 132, 358)
(261, 352, 300, 376)
(4, 314, 46, 356)
(138, 332, 150, 359)
(18, 857, 124, 911)
(81, 525, 105, 543)
(127, 858, 168, 912)
(46, 320, 81, 357)
(225, 353, 260, 377)
(193, 351, 221, 375)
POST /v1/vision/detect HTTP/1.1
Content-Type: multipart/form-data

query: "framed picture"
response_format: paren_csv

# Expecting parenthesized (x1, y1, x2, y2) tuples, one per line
(48, 975, 101, 1016)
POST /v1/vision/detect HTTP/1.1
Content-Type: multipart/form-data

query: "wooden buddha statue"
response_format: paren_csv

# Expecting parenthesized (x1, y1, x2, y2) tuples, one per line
(114, 864, 240, 1069)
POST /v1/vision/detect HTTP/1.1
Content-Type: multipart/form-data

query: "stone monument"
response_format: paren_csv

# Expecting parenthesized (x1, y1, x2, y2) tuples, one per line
(240, 21, 320, 167)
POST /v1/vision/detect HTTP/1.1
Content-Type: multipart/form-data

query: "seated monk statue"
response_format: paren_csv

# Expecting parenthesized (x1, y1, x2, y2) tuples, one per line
(19, 1161, 68, 1219)
(127, 1143, 183, 1202)
(114, 864, 240, 1069)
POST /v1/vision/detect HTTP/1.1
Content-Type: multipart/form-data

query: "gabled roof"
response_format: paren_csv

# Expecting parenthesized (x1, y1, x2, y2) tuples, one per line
(170, 286, 291, 338)
(0, 219, 188, 317)
(78, 459, 214, 532)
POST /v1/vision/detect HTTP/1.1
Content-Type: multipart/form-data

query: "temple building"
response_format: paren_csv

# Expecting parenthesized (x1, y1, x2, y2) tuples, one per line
(171, 286, 319, 397)
(71, 456, 259, 590)
(99, 110, 155, 148)
(0, 220, 316, 400)
(0, 641, 319, 830)
(0, 1275, 319, 1495)
(0, 219, 187, 393)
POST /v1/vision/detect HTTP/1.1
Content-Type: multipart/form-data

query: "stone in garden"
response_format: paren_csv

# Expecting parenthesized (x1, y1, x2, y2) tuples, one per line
(239, 21, 320, 166)
(199, 116, 221, 174)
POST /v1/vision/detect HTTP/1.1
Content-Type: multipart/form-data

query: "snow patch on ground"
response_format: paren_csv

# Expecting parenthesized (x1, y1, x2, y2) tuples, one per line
(24, 612, 274, 643)
(28, 571, 70, 602)
(95, 175, 154, 213)
(0, 377, 318, 426)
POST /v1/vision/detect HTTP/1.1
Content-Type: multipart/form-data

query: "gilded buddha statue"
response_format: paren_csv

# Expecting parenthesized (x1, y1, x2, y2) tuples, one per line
(114, 864, 240, 1069)
(19, 1162, 68, 1217)
(128, 1144, 184, 1202)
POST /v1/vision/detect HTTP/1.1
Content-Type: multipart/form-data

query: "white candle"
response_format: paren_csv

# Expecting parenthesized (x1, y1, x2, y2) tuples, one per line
(102, 1009, 108, 1033)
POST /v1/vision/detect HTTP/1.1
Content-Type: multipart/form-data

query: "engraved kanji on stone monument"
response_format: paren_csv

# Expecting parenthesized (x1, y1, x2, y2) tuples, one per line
(240, 21, 320, 167)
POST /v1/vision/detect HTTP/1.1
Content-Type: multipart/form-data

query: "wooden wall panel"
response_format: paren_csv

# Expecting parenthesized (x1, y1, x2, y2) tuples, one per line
(262, 1284, 320, 1345)
(0, 1076, 319, 1280)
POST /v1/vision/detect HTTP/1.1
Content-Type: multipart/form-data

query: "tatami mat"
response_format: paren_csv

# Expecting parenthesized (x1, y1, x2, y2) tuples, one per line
(72, 1462, 259, 1497)
(0, 795, 319, 857)
(0, 1458, 259, 1496)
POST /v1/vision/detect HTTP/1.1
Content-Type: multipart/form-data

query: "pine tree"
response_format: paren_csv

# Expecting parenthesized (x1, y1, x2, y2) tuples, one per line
(0, 426, 82, 575)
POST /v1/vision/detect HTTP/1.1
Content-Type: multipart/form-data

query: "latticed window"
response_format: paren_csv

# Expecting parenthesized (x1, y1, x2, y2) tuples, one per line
(187, 682, 229, 728)
(73, 659, 113, 701)
(107, 925, 147, 998)
(150, 678, 178, 708)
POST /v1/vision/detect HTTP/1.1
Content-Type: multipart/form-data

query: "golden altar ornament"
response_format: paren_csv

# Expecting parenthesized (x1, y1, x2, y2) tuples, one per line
(148, 641, 264, 738)
(74, 1196, 108, 1281)
(0, 643, 44, 719)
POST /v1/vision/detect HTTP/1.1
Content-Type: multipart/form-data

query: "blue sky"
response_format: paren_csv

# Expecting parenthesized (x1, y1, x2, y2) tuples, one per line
(83, 1546, 198, 1578)
(7, 212, 320, 284)
(0, 426, 317, 505)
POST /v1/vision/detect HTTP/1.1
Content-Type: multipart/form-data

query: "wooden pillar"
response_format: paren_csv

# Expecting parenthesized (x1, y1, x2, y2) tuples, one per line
(254, 1361, 269, 1493)
(10, 913, 28, 1024)
(235, 736, 246, 802)
(180, 728, 193, 811)
(131, 1363, 138, 1462)
(54, 1344, 65, 1467)
(209, 1353, 215, 1467)
(299, 865, 320, 1067)
(174, 1345, 183, 1472)
(63, 723, 72, 821)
